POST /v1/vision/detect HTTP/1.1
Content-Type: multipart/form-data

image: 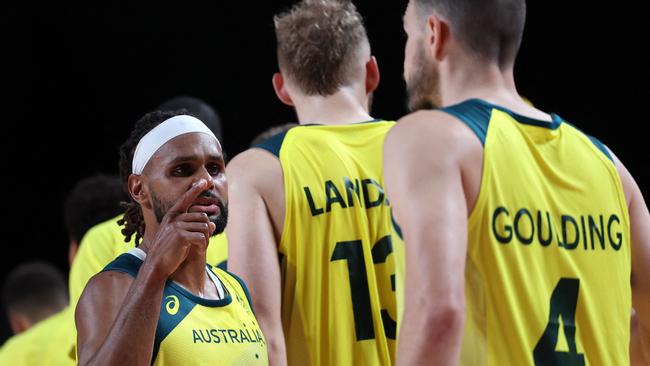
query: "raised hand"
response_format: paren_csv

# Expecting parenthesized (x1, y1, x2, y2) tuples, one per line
(144, 179, 217, 278)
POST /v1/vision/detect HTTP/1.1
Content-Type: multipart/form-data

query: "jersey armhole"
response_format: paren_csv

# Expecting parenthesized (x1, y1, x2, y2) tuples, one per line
(225, 271, 256, 315)
(587, 135, 614, 163)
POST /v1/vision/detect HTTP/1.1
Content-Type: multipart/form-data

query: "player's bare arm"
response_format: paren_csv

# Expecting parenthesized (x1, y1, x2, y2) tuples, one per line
(384, 110, 482, 366)
(611, 153, 650, 365)
(227, 149, 287, 366)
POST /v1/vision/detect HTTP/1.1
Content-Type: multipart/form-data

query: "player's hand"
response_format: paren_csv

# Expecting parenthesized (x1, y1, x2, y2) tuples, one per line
(144, 179, 216, 279)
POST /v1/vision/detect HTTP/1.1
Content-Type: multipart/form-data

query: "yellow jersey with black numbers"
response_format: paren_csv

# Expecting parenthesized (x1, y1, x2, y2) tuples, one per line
(255, 121, 405, 366)
(441, 99, 631, 366)
(99, 253, 267, 366)
(68, 215, 229, 306)
(0, 307, 75, 366)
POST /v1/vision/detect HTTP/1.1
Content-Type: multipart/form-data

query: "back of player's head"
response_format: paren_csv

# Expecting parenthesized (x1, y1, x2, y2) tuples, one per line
(2, 261, 67, 332)
(64, 173, 128, 244)
(158, 96, 223, 143)
(118, 109, 189, 245)
(250, 123, 297, 147)
(413, 0, 526, 66)
(274, 0, 370, 96)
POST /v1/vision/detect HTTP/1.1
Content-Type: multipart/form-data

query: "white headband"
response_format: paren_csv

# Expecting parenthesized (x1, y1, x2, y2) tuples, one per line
(132, 115, 219, 175)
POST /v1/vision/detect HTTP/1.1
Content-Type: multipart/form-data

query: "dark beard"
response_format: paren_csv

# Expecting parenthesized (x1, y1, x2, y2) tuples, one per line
(405, 45, 441, 112)
(152, 190, 228, 236)
(212, 201, 228, 235)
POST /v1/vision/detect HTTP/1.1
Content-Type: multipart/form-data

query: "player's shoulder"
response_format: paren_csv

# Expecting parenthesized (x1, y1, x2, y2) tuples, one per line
(227, 145, 284, 197)
(82, 252, 139, 297)
(76, 268, 134, 321)
(228, 146, 281, 174)
(84, 267, 134, 296)
(387, 109, 479, 155)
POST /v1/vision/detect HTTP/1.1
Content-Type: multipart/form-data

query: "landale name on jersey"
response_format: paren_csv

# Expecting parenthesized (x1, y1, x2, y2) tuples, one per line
(303, 177, 389, 217)
(492, 206, 623, 251)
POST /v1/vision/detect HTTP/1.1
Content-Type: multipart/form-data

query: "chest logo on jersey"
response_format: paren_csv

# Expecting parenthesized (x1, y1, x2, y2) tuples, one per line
(166, 295, 180, 315)
(303, 176, 389, 217)
(491, 206, 624, 251)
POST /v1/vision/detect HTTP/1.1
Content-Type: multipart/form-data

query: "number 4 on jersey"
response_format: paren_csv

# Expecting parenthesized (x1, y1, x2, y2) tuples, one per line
(533, 278, 585, 366)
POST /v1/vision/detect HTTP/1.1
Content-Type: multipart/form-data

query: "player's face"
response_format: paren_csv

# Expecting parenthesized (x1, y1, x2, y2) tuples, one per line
(403, 1, 441, 111)
(144, 133, 228, 235)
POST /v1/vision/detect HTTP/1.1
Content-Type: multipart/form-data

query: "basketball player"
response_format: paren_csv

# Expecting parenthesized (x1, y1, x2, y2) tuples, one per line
(75, 111, 267, 365)
(227, 1, 403, 365)
(2, 262, 67, 335)
(0, 174, 128, 366)
(384, 0, 650, 365)
(68, 102, 228, 311)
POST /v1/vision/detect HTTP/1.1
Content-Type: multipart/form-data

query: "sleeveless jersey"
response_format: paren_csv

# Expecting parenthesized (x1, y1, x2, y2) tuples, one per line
(100, 253, 267, 365)
(256, 121, 405, 366)
(441, 99, 631, 365)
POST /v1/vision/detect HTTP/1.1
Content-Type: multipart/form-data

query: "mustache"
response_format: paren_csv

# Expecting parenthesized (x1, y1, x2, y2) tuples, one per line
(199, 190, 226, 210)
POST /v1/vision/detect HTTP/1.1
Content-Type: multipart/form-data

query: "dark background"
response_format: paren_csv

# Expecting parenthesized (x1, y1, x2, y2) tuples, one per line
(0, 1, 647, 344)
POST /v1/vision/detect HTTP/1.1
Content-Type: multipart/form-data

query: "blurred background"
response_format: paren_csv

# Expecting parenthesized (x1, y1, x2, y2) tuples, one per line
(0, 0, 647, 343)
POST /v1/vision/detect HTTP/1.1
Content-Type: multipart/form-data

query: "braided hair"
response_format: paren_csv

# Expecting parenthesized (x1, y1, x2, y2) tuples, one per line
(117, 109, 190, 245)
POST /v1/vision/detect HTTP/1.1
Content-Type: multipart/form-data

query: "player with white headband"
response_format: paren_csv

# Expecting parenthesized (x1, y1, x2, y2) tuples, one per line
(75, 110, 268, 366)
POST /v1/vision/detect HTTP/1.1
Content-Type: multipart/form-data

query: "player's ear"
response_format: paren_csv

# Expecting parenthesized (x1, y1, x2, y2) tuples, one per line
(426, 14, 450, 61)
(9, 312, 31, 334)
(68, 240, 79, 266)
(272, 72, 295, 107)
(128, 174, 152, 210)
(365, 56, 380, 94)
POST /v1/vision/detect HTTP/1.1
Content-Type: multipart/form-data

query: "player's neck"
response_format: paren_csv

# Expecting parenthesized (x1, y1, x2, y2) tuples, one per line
(440, 61, 519, 108)
(294, 87, 372, 125)
(169, 252, 212, 297)
(439, 61, 552, 121)
(139, 231, 214, 298)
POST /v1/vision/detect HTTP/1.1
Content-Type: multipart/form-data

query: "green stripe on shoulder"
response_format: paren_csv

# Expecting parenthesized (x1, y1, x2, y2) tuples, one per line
(101, 253, 142, 278)
(440, 99, 492, 145)
(565, 122, 614, 163)
(253, 129, 291, 158)
(586, 135, 613, 163)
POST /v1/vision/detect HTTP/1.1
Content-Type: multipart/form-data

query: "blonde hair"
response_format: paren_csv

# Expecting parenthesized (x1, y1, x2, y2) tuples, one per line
(274, 0, 369, 96)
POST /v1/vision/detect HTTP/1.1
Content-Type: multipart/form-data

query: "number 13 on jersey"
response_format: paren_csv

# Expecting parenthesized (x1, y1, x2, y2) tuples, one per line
(330, 235, 398, 341)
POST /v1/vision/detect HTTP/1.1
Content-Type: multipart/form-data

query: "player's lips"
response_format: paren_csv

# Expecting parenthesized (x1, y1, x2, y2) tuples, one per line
(189, 197, 221, 216)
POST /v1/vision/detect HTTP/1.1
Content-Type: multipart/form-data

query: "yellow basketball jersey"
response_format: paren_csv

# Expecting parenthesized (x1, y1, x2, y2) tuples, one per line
(255, 121, 405, 366)
(0, 307, 75, 366)
(69, 215, 229, 306)
(441, 99, 631, 365)
(100, 253, 267, 365)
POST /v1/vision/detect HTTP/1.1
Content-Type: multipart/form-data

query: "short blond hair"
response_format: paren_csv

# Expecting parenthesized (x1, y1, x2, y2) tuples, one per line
(274, 0, 369, 96)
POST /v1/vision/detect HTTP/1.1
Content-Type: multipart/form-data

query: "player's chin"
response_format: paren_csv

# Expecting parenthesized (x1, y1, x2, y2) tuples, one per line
(210, 212, 228, 236)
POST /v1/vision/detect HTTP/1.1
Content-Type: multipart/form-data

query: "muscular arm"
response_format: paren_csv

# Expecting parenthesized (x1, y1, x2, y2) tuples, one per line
(612, 154, 650, 365)
(227, 149, 287, 366)
(75, 269, 166, 366)
(384, 111, 481, 366)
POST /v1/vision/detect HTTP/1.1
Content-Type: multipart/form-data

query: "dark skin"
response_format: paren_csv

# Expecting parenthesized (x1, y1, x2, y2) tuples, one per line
(75, 133, 228, 366)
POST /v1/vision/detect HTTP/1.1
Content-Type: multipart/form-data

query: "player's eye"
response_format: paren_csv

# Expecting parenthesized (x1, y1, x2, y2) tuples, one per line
(172, 164, 193, 177)
(207, 163, 221, 176)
